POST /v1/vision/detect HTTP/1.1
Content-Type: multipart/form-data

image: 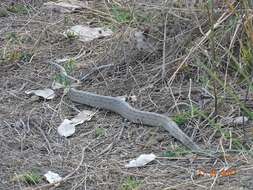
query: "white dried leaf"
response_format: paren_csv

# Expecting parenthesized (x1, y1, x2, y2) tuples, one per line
(44, 171, 62, 184)
(134, 31, 154, 52)
(55, 57, 70, 63)
(65, 25, 113, 42)
(71, 110, 95, 125)
(57, 119, 75, 137)
(44, 0, 87, 13)
(25, 88, 55, 99)
(125, 153, 156, 168)
(233, 116, 248, 125)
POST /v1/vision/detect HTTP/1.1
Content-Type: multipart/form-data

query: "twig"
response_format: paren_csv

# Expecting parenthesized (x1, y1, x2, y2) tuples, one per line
(162, 12, 169, 81)
(207, 0, 218, 121)
(167, 10, 234, 86)
(80, 64, 114, 81)
(163, 178, 213, 190)
(224, 18, 242, 91)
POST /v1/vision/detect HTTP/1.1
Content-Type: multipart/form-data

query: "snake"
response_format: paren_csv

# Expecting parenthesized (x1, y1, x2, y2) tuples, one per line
(51, 61, 202, 152)
(69, 88, 201, 151)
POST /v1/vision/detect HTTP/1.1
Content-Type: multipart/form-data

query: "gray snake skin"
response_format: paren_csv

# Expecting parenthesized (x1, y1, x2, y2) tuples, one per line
(69, 88, 201, 151)
(51, 61, 201, 152)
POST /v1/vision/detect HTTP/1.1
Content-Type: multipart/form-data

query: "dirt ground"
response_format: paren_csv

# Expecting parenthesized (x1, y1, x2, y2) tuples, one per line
(1, 1, 253, 190)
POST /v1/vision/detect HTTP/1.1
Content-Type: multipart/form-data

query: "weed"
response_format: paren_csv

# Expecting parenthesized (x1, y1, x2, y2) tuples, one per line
(14, 170, 41, 185)
(6, 32, 19, 42)
(64, 59, 76, 73)
(240, 42, 253, 75)
(54, 59, 76, 87)
(64, 15, 70, 25)
(66, 31, 78, 40)
(172, 107, 199, 125)
(95, 128, 106, 137)
(120, 177, 141, 190)
(7, 3, 30, 14)
(0, 8, 8, 17)
(163, 146, 190, 157)
(6, 50, 22, 62)
(5, 49, 33, 63)
(20, 52, 33, 62)
(111, 5, 133, 24)
(54, 74, 70, 86)
(173, 113, 190, 126)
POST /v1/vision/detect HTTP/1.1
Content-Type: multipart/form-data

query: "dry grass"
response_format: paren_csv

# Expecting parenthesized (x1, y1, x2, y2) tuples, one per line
(1, 0, 253, 189)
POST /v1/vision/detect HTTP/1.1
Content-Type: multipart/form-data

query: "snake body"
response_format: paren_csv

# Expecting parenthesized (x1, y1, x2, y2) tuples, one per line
(50, 61, 201, 152)
(69, 88, 201, 151)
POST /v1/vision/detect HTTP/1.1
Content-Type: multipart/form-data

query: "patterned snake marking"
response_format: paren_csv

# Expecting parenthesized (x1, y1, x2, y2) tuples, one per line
(69, 88, 201, 151)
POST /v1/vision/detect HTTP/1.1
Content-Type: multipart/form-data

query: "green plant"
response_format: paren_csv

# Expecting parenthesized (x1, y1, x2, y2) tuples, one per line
(95, 128, 106, 137)
(7, 3, 30, 14)
(240, 42, 253, 75)
(20, 52, 33, 62)
(173, 113, 190, 126)
(66, 31, 78, 40)
(64, 59, 76, 73)
(0, 8, 8, 17)
(120, 177, 141, 190)
(54, 74, 70, 86)
(6, 32, 19, 42)
(111, 5, 133, 24)
(14, 170, 41, 185)
(172, 107, 199, 125)
(54, 59, 76, 86)
(6, 50, 22, 62)
(163, 146, 191, 157)
(5, 49, 33, 63)
(64, 15, 70, 25)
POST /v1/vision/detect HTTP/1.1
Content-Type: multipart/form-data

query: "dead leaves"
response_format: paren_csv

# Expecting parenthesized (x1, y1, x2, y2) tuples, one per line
(44, 0, 88, 13)
(196, 167, 236, 178)
(57, 110, 96, 137)
(64, 25, 113, 42)
(25, 88, 55, 100)
(125, 153, 156, 168)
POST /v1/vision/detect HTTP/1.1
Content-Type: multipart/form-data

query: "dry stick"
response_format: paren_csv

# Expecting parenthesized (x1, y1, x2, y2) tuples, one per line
(162, 12, 169, 81)
(188, 79, 194, 117)
(97, 123, 125, 157)
(163, 178, 213, 190)
(208, 0, 218, 122)
(80, 64, 114, 81)
(224, 18, 242, 91)
(167, 11, 233, 86)
(243, 11, 253, 146)
(210, 172, 219, 190)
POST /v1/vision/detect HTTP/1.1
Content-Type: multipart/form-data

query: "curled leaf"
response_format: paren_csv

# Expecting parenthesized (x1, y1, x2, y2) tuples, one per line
(65, 25, 113, 42)
(57, 119, 75, 137)
(44, 171, 62, 184)
(25, 88, 55, 99)
(125, 153, 156, 168)
(71, 110, 95, 125)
